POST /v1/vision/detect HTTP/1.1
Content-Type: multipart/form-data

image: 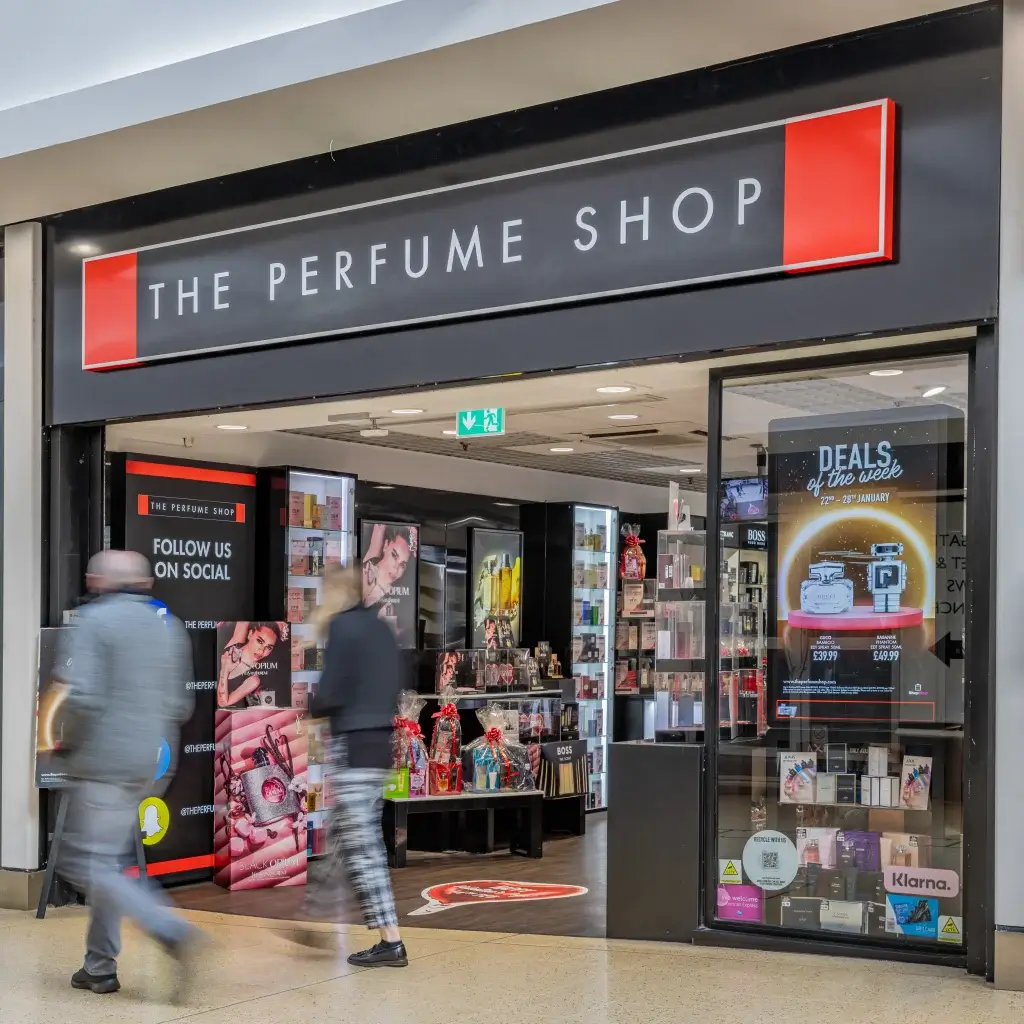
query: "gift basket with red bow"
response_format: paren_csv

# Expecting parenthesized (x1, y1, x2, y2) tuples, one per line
(428, 686, 463, 794)
(620, 522, 647, 581)
(461, 703, 535, 792)
(392, 690, 428, 797)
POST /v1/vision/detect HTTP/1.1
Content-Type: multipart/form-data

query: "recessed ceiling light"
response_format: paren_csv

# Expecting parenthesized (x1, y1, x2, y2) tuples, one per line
(390, 408, 424, 415)
(678, 466, 703, 474)
(442, 429, 458, 436)
(494, 501, 517, 507)
(374, 484, 396, 490)
(68, 241, 100, 256)
(549, 446, 574, 453)
(596, 386, 632, 394)
(869, 369, 903, 377)
(217, 424, 247, 431)
(608, 413, 639, 421)
(922, 385, 947, 398)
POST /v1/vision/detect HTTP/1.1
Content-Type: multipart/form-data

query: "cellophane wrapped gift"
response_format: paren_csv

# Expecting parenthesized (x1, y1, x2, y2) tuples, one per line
(392, 690, 428, 797)
(428, 687, 463, 795)
(462, 703, 536, 793)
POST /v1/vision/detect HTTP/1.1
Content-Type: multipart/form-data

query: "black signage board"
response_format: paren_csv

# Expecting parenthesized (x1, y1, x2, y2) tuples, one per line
(81, 101, 893, 371)
(118, 455, 257, 878)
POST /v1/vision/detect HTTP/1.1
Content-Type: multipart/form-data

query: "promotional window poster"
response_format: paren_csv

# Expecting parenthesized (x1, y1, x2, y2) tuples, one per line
(216, 622, 292, 710)
(35, 628, 71, 789)
(767, 405, 964, 725)
(360, 520, 420, 649)
(468, 528, 524, 649)
(214, 707, 307, 891)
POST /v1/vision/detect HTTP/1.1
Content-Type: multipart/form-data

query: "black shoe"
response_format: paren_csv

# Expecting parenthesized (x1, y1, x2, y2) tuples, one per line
(347, 940, 408, 968)
(71, 968, 120, 994)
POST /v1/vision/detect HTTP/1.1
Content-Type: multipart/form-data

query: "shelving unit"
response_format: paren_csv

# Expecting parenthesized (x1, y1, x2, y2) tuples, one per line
(269, 468, 356, 856)
(653, 530, 707, 733)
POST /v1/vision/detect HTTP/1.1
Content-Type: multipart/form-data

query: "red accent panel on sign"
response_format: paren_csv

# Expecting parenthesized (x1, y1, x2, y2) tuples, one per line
(124, 853, 216, 879)
(783, 101, 895, 271)
(126, 460, 257, 488)
(83, 254, 139, 369)
(235, 503, 246, 523)
(137, 494, 149, 516)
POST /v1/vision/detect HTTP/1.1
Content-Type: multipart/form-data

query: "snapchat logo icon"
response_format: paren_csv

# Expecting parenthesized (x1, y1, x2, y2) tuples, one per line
(138, 797, 170, 846)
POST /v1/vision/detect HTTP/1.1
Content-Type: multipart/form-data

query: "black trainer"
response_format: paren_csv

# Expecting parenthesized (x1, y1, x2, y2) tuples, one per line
(347, 940, 408, 968)
(71, 968, 121, 994)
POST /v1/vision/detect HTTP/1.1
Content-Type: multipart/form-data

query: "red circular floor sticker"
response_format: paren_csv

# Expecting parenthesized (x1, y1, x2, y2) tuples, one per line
(409, 880, 588, 916)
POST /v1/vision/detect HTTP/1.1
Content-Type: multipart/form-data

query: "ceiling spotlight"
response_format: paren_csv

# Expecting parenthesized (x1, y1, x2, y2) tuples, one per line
(68, 241, 101, 256)
(922, 386, 947, 398)
(869, 368, 903, 377)
(216, 424, 247, 431)
(549, 446, 575, 453)
(596, 386, 632, 394)
(608, 413, 639, 421)
(390, 408, 424, 415)
(442, 429, 458, 436)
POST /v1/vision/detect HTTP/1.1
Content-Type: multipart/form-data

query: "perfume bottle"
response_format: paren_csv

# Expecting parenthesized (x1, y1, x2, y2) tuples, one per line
(240, 748, 301, 826)
(799, 561, 855, 615)
(804, 838, 821, 865)
(892, 844, 912, 867)
(499, 554, 513, 614)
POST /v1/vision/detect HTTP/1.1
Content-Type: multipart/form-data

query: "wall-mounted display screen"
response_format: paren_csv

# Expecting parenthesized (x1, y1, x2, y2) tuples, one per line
(720, 477, 768, 522)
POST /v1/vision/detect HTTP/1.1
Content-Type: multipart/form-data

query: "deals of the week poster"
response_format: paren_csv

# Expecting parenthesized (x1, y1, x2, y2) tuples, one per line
(360, 520, 420, 649)
(121, 456, 257, 879)
(767, 406, 964, 725)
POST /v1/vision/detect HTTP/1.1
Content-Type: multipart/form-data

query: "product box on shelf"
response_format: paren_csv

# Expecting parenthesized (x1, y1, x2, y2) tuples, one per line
(796, 827, 838, 868)
(780, 896, 822, 931)
(779, 752, 817, 804)
(815, 773, 837, 804)
(826, 743, 848, 773)
(214, 707, 307, 891)
(881, 832, 929, 869)
(899, 755, 933, 810)
(868, 745, 891, 778)
(820, 900, 865, 935)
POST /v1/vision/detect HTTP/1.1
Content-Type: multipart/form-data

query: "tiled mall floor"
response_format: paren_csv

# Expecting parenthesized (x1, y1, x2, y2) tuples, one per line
(3, 906, 1024, 1023)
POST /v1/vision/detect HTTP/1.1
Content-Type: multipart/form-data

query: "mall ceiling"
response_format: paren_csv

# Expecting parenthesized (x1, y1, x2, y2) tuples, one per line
(108, 332, 971, 494)
(0, 0, 978, 222)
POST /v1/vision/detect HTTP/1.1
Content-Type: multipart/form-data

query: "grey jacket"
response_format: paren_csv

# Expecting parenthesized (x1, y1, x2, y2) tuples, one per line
(56, 592, 194, 787)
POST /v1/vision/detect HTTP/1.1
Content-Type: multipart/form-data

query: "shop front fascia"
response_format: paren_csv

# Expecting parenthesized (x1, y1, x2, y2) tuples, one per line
(18, 5, 1000, 972)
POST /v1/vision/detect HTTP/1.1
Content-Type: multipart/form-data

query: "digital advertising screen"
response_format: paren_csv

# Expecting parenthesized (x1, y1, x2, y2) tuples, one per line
(721, 477, 768, 522)
(767, 405, 964, 726)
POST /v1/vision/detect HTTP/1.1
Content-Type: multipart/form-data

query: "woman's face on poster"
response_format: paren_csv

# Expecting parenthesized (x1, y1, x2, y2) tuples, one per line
(246, 627, 277, 662)
(380, 535, 411, 587)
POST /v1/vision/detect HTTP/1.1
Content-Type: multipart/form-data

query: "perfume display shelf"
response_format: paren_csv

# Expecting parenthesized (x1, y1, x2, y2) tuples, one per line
(787, 607, 924, 630)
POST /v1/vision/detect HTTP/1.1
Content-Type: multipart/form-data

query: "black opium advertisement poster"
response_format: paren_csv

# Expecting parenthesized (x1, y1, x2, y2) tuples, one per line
(468, 529, 523, 649)
(768, 405, 964, 726)
(360, 520, 420, 649)
(121, 456, 257, 880)
(216, 621, 292, 709)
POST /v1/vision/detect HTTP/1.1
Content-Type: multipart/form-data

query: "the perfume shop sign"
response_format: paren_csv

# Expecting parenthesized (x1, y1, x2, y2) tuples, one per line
(81, 101, 895, 370)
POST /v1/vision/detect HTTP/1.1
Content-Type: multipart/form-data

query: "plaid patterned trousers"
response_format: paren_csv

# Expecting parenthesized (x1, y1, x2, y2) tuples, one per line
(306, 738, 398, 930)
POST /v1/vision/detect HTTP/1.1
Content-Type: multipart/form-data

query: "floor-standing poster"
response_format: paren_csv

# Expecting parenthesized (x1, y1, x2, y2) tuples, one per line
(468, 528, 524, 649)
(767, 406, 963, 725)
(122, 456, 257, 879)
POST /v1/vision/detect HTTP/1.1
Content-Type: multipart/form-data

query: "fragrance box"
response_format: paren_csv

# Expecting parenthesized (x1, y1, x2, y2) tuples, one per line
(816, 773, 837, 804)
(820, 899, 865, 935)
(836, 773, 858, 804)
(868, 745, 890, 778)
(899, 755, 933, 810)
(780, 896, 822, 931)
(779, 752, 818, 804)
(826, 743, 848, 774)
(796, 827, 838, 869)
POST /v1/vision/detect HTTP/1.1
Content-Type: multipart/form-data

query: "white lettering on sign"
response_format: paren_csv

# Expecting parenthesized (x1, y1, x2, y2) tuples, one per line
(807, 441, 903, 497)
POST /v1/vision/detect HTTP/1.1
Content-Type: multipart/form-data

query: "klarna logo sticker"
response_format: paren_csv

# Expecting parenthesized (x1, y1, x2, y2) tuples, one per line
(408, 880, 588, 916)
(883, 865, 960, 897)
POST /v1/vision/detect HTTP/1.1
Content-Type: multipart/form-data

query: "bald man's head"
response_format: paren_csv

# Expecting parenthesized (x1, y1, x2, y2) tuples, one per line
(86, 550, 154, 594)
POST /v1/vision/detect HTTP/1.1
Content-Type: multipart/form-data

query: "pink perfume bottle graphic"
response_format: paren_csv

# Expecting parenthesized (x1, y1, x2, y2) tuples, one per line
(241, 747, 300, 826)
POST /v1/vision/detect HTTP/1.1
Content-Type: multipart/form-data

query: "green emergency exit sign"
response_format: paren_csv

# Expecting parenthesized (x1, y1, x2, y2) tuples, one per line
(456, 408, 505, 438)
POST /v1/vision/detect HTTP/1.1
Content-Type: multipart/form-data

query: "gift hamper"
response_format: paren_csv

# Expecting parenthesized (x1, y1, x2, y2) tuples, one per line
(392, 690, 428, 797)
(461, 703, 536, 792)
(428, 686, 463, 794)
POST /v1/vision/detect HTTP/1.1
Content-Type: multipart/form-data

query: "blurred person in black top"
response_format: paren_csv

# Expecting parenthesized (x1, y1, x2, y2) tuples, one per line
(289, 564, 407, 967)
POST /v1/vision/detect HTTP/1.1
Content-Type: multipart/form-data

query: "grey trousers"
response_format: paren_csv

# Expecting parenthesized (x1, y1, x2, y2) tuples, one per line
(58, 780, 194, 975)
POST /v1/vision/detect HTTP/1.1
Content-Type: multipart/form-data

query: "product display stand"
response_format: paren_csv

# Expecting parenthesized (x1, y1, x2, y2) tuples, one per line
(614, 577, 657, 740)
(383, 790, 544, 867)
(36, 789, 147, 919)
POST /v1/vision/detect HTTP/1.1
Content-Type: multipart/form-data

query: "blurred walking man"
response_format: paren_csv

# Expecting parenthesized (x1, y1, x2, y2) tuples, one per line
(56, 550, 202, 1000)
